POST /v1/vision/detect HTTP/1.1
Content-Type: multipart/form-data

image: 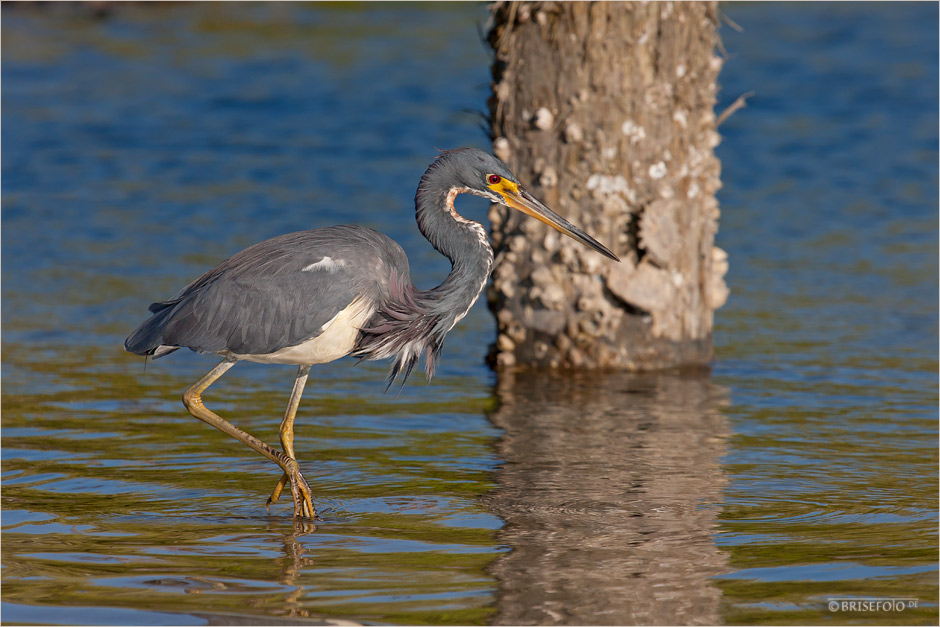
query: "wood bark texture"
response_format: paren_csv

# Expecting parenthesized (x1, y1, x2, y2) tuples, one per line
(486, 1, 729, 370)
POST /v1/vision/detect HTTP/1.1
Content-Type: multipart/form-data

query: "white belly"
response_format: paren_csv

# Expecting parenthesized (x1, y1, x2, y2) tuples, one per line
(230, 298, 375, 366)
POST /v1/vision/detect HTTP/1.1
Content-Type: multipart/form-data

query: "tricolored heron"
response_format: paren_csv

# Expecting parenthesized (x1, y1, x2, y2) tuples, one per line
(125, 148, 619, 519)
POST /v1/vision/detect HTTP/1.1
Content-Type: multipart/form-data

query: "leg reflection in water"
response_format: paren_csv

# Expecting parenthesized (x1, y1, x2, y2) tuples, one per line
(484, 369, 731, 626)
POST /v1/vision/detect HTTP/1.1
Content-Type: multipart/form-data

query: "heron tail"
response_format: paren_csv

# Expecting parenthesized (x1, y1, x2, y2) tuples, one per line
(124, 300, 180, 357)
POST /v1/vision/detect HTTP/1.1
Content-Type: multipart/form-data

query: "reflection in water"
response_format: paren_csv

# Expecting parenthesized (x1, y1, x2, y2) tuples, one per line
(263, 521, 316, 619)
(485, 369, 731, 625)
(193, 521, 362, 626)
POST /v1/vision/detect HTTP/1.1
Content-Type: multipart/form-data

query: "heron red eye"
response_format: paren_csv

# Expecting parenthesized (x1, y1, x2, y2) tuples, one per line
(487, 174, 501, 185)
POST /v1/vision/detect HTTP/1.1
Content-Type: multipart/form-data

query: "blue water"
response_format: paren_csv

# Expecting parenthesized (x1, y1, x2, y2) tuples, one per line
(711, 3, 938, 623)
(2, 2, 937, 625)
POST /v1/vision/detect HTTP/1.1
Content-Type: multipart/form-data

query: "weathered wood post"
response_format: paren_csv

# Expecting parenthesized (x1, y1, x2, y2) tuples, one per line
(486, 1, 728, 370)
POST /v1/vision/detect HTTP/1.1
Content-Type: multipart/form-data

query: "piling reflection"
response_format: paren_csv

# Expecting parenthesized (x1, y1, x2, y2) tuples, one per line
(485, 369, 731, 625)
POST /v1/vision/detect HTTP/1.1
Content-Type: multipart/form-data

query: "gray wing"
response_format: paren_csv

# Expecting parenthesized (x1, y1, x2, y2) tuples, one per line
(127, 225, 410, 357)
(161, 264, 358, 356)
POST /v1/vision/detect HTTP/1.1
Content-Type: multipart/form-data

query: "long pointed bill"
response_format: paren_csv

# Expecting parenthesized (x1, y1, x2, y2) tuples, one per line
(499, 186, 620, 262)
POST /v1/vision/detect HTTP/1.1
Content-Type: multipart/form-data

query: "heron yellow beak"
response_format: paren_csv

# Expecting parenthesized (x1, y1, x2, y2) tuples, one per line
(488, 179, 620, 262)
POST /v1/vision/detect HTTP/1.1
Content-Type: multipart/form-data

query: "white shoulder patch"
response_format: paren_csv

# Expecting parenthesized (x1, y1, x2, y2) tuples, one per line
(302, 257, 347, 273)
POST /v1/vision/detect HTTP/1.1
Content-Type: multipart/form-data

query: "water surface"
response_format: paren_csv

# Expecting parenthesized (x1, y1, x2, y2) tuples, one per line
(712, 3, 938, 624)
(2, 2, 937, 625)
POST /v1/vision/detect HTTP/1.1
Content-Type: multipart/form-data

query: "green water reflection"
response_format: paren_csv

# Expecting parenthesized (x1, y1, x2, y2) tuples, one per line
(3, 346, 500, 625)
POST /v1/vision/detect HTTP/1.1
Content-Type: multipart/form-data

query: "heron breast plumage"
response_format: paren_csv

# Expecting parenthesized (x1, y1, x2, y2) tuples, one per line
(231, 295, 375, 365)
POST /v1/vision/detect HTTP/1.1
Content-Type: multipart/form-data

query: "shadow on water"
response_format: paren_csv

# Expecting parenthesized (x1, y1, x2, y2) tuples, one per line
(483, 369, 732, 625)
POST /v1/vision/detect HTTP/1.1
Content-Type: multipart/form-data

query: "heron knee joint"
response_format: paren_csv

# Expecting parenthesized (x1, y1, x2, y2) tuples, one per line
(182, 389, 203, 410)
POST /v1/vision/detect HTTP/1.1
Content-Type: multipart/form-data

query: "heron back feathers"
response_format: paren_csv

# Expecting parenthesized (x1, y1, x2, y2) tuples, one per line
(124, 226, 408, 362)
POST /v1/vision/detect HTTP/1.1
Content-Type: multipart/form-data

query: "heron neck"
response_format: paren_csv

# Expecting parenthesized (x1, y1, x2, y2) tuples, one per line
(414, 185, 494, 319)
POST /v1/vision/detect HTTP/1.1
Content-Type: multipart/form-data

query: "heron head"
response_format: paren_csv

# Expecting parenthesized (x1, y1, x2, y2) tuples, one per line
(445, 148, 620, 262)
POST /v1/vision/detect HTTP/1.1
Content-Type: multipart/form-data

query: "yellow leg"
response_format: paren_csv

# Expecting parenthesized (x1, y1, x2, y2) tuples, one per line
(182, 359, 316, 519)
(267, 365, 311, 510)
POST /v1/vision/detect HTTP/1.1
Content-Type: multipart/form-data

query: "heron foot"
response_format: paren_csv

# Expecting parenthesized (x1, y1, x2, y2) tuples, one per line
(267, 461, 316, 519)
(288, 468, 316, 519)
